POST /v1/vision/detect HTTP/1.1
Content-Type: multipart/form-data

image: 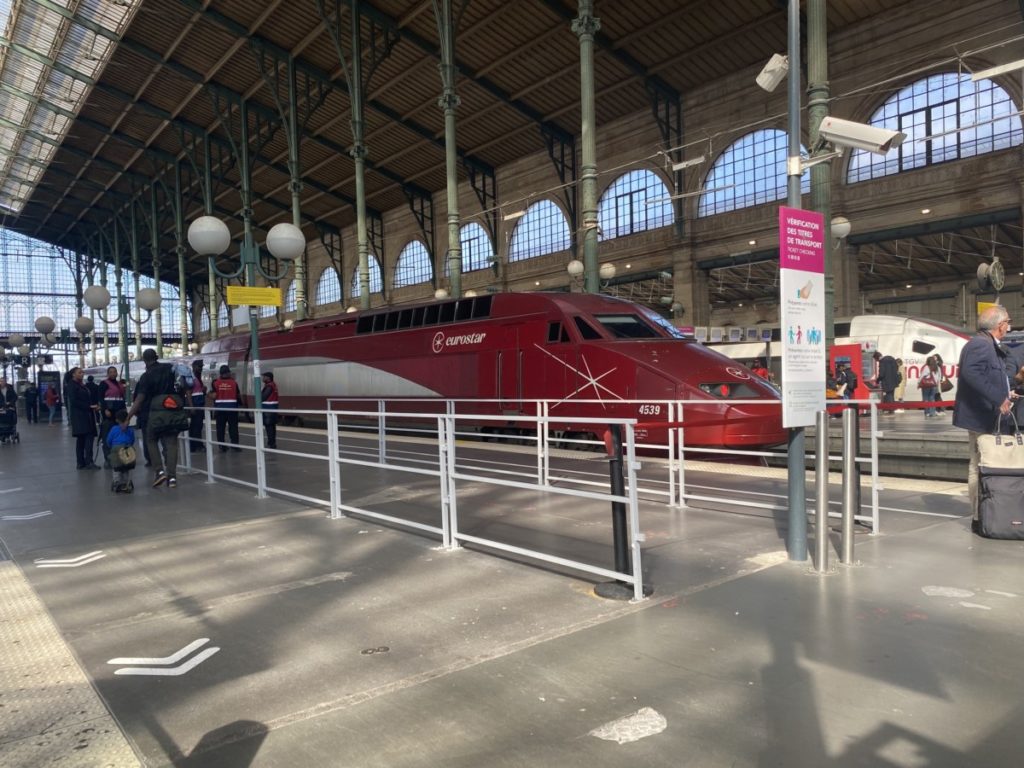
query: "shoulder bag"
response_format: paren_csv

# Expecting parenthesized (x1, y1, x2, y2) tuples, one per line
(977, 413, 1024, 470)
(919, 372, 936, 389)
(940, 377, 953, 393)
(147, 364, 190, 436)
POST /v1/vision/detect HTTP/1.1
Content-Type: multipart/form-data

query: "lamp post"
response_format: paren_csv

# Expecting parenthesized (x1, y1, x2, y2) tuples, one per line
(187, 215, 304, 412)
(82, 284, 162, 393)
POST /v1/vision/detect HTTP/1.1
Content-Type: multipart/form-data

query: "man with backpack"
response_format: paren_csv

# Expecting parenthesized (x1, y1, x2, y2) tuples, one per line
(836, 363, 858, 401)
(125, 349, 192, 488)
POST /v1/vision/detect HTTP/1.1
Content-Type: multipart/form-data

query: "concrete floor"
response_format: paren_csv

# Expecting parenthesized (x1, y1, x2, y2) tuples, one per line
(1, 419, 1022, 768)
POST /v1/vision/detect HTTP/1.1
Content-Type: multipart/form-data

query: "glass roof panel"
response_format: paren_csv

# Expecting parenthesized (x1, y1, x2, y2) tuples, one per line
(0, 0, 141, 213)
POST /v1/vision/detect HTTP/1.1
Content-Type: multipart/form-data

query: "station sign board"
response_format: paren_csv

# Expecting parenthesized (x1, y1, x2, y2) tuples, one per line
(226, 286, 282, 307)
(778, 206, 826, 428)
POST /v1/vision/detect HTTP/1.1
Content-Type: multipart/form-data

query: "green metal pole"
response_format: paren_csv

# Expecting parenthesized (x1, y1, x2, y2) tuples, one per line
(437, 0, 462, 299)
(785, 0, 807, 562)
(204, 133, 219, 340)
(573, 0, 600, 293)
(129, 205, 143, 361)
(807, 0, 833, 349)
(350, 0, 371, 310)
(149, 188, 164, 358)
(173, 163, 190, 346)
(288, 55, 308, 321)
(239, 99, 262, 411)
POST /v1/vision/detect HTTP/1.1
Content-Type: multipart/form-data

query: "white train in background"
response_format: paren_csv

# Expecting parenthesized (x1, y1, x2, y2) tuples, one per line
(705, 315, 971, 402)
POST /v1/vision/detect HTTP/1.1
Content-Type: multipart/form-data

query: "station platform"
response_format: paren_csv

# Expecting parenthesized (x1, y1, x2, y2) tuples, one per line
(2, 419, 1022, 767)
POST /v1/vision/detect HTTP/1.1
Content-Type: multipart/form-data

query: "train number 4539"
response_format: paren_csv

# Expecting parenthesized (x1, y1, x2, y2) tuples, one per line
(637, 404, 662, 416)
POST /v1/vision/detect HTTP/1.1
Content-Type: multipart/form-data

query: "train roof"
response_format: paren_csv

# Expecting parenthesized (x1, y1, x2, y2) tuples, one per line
(201, 291, 662, 355)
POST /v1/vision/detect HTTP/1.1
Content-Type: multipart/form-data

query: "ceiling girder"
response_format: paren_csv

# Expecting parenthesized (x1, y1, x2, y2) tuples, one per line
(172, 0, 494, 178)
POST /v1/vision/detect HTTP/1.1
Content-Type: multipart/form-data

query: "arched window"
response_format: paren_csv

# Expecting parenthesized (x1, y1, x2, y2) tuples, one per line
(442, 223, 495, 276)
(460, 223, 492, 272)
(598, 170, 674, 240)
(217, 301, 229, 329)
(847, 73, 1023, 183)
(508, 200, 571, 262)
(283, 281, 297, 313)
(698, 129, 810, 216)
(350, 256, 383, 298)
(199, 307, 210, 332)
(394, 241, 432, 287)
(315, 267, 342, 305)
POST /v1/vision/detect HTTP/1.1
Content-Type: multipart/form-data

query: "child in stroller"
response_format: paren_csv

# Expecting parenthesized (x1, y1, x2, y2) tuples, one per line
(0, 406, 19, 444)
(106, 409, 136, 493)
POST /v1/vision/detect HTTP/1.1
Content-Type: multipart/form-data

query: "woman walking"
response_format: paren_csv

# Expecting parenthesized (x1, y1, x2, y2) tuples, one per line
(67, 367, 100, 469)
(920, 355, 941, 417)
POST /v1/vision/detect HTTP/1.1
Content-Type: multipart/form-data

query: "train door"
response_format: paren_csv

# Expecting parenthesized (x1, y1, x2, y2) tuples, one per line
(497, 327, 522, 413)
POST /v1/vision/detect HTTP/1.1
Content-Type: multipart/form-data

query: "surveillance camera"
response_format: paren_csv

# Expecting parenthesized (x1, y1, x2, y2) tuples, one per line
(818, 116, 906, 155)
(756, 53, 789, 93)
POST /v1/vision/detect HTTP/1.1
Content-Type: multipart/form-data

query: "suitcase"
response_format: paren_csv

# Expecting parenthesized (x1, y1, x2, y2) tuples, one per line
(977, 466, 1024, 540)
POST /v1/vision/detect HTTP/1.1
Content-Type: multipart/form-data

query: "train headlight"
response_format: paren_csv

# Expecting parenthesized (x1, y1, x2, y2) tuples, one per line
(699, 383, 733, 398)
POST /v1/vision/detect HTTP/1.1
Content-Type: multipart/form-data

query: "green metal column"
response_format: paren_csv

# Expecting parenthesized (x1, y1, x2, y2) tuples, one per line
(149, 188, 164, 357)
(128, 206, 143, 361)
(173, 163, 190, 345)
(204, 133, 219, 340)
(785, 0, 807, 563)
(573, 0, 600, 293)
(807, 0, 833, 348)
(287, 56, 308, 321)
(436, 0, 462, 299)
(111, 224, 130, 384)
(348, 1, 371, 310)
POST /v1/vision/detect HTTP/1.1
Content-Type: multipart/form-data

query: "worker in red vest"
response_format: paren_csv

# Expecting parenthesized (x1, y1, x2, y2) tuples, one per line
(260, 371, 279, 450)
(211, 365, 242, 452)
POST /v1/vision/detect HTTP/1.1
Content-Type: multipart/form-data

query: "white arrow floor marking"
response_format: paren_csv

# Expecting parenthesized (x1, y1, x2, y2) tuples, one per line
(0, 487, 24, 494)
(1, 510, 52, 521)
(113, 647, 220, 676)
(108, 638, 212, 666)
(35, 551, 106, 568)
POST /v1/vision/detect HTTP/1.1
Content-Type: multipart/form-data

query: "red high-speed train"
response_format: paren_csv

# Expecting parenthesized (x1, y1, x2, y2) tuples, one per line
(196, 292, 786, 448)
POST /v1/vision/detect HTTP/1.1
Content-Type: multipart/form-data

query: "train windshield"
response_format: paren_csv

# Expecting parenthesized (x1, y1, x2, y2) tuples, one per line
(593, 312, 688, 340)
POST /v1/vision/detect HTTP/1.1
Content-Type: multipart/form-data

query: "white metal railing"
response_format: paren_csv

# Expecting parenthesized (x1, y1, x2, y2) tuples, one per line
(325, 395, 882, 532)
(179, 405, 648, 601)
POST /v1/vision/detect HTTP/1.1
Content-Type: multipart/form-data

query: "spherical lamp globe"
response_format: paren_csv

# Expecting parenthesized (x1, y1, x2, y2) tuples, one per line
(136, 288, 162, 312)
(75, 316, 95, 335)
(34, 316, 56, 335)
(187, 216, 231, 256)
(598, 263, 616, 281)
(265, 223, 305, 261)
(83, 285, 111, 311)
(8, 333, 25, 347)
(567, 259, 585, 277)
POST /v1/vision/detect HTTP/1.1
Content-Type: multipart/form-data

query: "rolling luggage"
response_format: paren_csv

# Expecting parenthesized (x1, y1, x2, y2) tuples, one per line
(976, 414, 1024, 539)
(977, 467, 1024, 539)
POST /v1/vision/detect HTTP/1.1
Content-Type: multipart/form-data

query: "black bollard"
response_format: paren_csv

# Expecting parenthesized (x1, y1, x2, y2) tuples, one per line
(594, 424, 651, 601)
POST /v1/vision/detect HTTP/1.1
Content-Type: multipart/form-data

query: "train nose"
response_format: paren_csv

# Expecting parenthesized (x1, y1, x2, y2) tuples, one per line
(721, 402, 787, 446)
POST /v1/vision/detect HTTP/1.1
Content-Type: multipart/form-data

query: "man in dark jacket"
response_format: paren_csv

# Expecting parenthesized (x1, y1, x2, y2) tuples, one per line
(875, 351, 900, 413)
(126, 349, 189, 488)
(23, 382, 38, 423)
(953, 305, 1018, 526)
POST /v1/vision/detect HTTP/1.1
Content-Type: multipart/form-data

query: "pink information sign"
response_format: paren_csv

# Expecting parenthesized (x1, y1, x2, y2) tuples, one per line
(778, 207, 827, 428)
(779, 207, 825, 272)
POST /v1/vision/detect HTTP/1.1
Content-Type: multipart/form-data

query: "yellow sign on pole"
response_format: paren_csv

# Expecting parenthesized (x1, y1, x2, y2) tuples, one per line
(226, 286, 282, 307)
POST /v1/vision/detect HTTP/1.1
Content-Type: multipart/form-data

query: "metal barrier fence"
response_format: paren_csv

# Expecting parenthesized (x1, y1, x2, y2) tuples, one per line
(177, 406, 648, 602)
(324, 396, 883, 532)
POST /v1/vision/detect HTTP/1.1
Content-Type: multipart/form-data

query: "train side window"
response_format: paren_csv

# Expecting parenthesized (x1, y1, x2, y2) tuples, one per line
(385, 312, 400, 331)
(574, 316, 602, 340)
(398, 309, 413, 329)
(372, 314, 388, 332)
(472, 295, 493, 318)
(425, 305, 440, 325)
(594, 314, 658, 339)
(356, 316, 373, 334)
(912, 340, 936, 354)
(455, 300, 473, 321)
(547, 322, 569, 343)
(411, 307, 425, 327)
(440, 301, 456, 323)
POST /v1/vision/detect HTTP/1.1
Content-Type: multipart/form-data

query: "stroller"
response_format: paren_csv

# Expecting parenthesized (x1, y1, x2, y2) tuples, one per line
(0, 407, 19, 445)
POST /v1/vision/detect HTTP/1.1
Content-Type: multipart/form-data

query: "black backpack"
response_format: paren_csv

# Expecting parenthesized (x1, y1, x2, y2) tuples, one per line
(846, 370, 858, 390)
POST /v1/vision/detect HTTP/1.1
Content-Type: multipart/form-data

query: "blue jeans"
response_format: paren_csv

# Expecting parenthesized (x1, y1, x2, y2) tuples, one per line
(922, 386, 938, 416)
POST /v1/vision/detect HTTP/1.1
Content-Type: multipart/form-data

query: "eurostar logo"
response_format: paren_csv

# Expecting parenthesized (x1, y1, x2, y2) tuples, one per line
(432, 331, 445, 354)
